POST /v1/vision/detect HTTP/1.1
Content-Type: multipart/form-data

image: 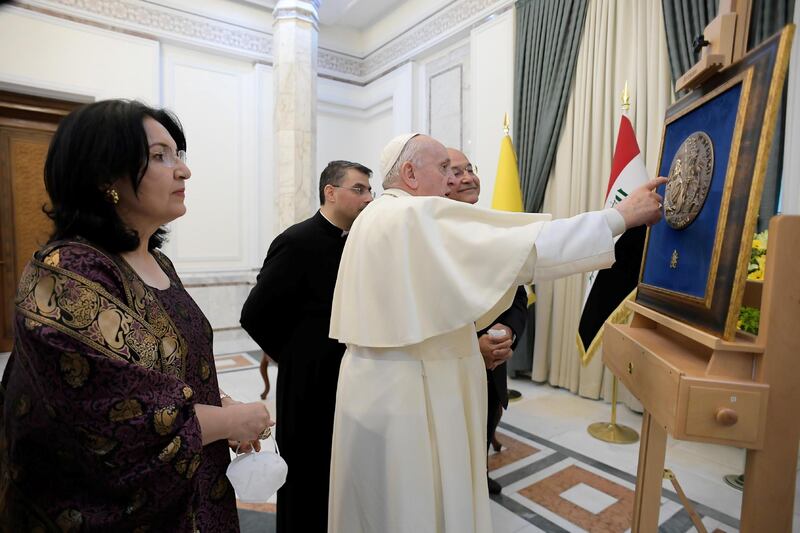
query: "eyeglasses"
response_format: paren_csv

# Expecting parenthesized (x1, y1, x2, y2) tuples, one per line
(452, 164, 478, 178)
(150, 146, 188, 168)
(331, 185, 375, 198)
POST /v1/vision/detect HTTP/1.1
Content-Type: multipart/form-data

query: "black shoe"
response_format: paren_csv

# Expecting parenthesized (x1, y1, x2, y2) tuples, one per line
(487, 477, 502, 495)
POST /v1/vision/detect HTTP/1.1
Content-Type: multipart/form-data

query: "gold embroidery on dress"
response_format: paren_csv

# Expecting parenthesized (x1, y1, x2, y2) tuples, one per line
(186, 454, 201, 479)
(112, 250, 188, 377)
(210, 475, 229, 500)
(33, 275, 58, 317)
(97, 308, 132, 350)
(125, 328, 160, 365)
(159, 436, 181, 462)
(60, 352, 90, 388)
(43, 250, 60, 267)
(109, 399, 144, 422)
(81, 431, 117, 455)
(16, 243, 187, 377)
(160, 336, 180, 368)
(16, 264, 37, 304)
(182, 386, 193, 400)
(174, 457, 188, 475)
(153, 405, 179, 435)
(59, 285, 99, 328)
(200, 358, 210, 381)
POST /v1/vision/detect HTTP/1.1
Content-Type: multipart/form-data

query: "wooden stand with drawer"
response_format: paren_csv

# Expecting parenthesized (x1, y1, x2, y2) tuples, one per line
(604, 215, 800, 532)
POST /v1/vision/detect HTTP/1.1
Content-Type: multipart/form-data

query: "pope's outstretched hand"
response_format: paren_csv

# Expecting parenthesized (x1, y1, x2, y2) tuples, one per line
(615, 176, 669, 229)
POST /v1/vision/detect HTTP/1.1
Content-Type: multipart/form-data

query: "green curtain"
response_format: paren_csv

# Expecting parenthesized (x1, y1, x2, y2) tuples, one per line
(661, 0, 717, 86)
(509, 0, 587, 377)
(514, 0, 588, 214)
(748, 0, 794, 48)
(661, 0, 794, 229)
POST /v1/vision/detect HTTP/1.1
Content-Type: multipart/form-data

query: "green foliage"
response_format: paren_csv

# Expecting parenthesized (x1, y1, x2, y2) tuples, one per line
(737, 306, 761, 335)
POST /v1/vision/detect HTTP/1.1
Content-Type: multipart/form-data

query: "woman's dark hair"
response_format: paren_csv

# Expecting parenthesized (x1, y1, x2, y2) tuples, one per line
(44, 99, 186, 252)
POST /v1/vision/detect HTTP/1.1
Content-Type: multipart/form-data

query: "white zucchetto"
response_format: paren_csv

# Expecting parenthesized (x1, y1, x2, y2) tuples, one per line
(380, 133, 421, 177)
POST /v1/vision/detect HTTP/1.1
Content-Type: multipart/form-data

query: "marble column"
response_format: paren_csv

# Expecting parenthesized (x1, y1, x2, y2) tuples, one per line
(272, 0, 319, 230)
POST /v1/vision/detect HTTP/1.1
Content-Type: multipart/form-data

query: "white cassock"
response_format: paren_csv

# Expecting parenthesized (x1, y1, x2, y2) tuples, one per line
(327, 188, 625, 533)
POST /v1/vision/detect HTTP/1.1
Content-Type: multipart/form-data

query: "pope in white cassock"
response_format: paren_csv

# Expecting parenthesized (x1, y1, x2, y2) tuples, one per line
(327, 133, 666, 533)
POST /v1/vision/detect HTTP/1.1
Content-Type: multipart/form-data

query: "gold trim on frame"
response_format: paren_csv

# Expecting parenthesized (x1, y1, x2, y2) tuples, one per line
(639, 69, 753, 308)
(725, 24, 796, 338)
(637, 24, 795, 340)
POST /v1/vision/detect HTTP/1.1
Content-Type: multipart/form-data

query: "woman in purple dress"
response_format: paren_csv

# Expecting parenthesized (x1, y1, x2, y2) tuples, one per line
(0, 100, 271, 532)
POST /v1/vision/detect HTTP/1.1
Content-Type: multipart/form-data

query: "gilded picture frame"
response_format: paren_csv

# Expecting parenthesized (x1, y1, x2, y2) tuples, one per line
(636, 25, 795, 340)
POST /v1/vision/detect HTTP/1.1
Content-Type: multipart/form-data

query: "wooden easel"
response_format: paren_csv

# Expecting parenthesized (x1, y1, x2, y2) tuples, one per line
(675, 0, 753, 92)
(604, 215, 800, 531)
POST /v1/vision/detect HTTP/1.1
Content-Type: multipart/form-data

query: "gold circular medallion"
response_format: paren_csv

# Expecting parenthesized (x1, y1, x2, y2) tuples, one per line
(664, 131, 714, 230)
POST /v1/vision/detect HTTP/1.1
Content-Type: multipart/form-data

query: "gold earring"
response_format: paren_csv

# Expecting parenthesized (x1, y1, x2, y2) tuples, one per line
(105, 188, 119, 205)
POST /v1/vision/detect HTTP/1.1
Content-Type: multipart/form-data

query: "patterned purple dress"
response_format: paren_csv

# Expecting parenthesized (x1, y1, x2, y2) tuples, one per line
(0, 240, 238, 532)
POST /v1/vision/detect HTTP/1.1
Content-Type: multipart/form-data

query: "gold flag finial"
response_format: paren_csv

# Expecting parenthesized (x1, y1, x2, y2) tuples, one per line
(503, 113, 510, 135)
(621, 81, 630, 111)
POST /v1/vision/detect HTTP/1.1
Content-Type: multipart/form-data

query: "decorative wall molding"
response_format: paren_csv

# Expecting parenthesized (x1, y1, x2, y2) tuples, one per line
(318, 0, 513, 84)
(13, 0, 273, 60)
(425, 43, 470, 150)
(9, 0, 513, 85)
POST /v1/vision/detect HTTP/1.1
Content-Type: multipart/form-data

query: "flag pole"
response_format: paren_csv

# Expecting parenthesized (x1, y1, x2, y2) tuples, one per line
(586, 81, 640, 445)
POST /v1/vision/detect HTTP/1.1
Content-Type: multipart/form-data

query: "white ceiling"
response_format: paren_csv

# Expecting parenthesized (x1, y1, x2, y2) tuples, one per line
(237, 0, 407, 29)
(317, 0, 404, 29)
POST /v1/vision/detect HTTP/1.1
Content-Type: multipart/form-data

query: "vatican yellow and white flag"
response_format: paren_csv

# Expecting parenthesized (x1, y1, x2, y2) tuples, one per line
(491, 122, 535, 305)
(491, 133, 524, 213)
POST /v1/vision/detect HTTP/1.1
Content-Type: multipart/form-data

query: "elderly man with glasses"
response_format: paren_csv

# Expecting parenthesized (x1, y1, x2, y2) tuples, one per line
(241, 160, 373, 533)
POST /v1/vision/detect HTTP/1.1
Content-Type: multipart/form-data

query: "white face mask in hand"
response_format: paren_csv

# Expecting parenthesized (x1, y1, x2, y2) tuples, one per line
(226, 436, 288, 503)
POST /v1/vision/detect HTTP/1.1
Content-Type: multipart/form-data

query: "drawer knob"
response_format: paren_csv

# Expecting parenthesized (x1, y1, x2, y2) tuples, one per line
(715, 408, 738, 426)
(627, 362, 633, 374)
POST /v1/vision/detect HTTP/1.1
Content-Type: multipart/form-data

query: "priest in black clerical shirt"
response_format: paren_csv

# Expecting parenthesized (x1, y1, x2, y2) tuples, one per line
(240, 160, 373, 533)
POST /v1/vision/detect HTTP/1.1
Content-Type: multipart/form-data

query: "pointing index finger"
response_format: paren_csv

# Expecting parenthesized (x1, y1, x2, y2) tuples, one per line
(643, 176, 669, 191)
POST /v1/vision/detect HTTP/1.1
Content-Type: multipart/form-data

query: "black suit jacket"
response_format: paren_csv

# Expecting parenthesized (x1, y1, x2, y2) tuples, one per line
(477, 286, 528, 409)
(240, 210, 347, 533)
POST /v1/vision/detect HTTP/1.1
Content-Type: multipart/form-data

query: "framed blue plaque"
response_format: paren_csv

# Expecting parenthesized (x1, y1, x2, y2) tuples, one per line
(636, 26, 795, 339)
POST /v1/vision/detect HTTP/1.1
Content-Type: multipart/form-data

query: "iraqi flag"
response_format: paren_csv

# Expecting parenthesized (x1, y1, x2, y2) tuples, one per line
(576, 114, 648, 366)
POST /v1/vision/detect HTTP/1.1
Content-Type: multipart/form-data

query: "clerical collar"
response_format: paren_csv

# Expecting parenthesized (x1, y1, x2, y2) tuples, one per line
(318, 209, 349, 237)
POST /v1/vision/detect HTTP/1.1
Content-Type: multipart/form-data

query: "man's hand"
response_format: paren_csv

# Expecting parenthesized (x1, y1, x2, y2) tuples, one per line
(478, 323, 513, 370)
(615, 177, 668, 229)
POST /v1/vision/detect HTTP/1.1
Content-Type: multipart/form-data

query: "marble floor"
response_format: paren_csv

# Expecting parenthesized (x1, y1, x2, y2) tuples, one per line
(214, 351, 800, 533)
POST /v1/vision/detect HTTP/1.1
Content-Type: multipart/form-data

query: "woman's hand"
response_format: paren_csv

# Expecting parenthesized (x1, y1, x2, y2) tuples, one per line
(196, 400, 274, 447)
(222, 396, 270, 452)
(227, 402, 272, 443)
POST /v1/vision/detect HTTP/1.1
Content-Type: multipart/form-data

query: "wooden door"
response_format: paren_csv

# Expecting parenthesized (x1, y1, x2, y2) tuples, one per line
(0, 91, 83, 351)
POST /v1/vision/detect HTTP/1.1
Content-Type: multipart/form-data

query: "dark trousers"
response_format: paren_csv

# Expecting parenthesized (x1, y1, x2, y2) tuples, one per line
(487, 375, 503, 449)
